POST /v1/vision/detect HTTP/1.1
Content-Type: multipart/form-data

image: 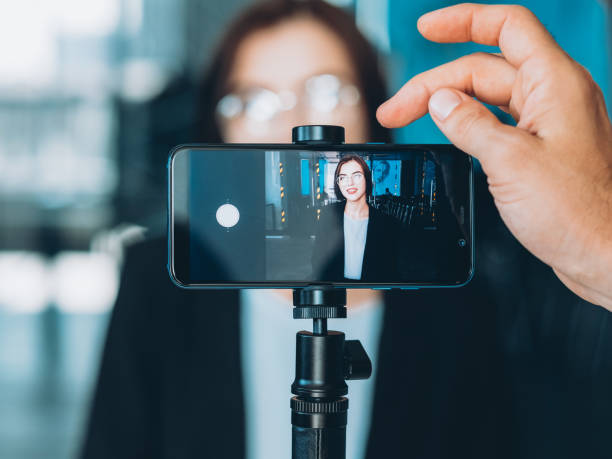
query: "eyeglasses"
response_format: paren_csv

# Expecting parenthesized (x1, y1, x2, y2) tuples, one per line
(337, 172, 364, 185)
(216, 73, 361, 124)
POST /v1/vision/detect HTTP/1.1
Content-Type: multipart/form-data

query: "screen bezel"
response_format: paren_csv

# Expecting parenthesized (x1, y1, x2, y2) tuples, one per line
(168, 143, 474, 289)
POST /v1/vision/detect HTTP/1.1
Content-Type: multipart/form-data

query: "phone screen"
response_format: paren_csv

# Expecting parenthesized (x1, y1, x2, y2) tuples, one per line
(169, 145, 473, 287)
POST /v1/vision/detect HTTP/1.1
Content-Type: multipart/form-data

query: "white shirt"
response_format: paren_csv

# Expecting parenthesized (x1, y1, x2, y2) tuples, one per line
(240, 289, 384, 459)
(344, 213, 369, 280)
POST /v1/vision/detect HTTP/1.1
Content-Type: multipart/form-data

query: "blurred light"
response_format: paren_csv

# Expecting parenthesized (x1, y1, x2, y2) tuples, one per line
(217, 94, 243, 119)
(0, 3, 57, 87)
(120, 59, 168, 103)
(54, 0, 120, 36)
(245, 89, 281, 122)
(51, 251, 119, 314)
(0, 150, 117, 201)
(306, 74, 340, 113)
(0, 252, 50, 314)
(0, 0, 120, 88)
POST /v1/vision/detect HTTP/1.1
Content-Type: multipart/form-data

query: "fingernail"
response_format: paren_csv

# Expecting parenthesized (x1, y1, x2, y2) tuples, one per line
(429, 89, 461, 121)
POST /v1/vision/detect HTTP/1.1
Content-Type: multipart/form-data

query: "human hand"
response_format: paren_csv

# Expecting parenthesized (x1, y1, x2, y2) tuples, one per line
(377, 4, 612, 310)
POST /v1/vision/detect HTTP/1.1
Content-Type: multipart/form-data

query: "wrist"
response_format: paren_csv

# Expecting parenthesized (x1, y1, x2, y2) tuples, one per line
(561, 208, 612, 310)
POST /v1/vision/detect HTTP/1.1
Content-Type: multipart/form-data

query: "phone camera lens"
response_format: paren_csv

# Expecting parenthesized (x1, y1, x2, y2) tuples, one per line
(458, 239, 466, 247)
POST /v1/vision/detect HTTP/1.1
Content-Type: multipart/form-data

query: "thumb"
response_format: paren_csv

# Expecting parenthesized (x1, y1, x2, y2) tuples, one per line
(428, 88, 518, 168)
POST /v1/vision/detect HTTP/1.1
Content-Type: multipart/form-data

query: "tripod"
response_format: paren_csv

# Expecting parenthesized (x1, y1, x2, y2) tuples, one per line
(291, 286, 372, 459)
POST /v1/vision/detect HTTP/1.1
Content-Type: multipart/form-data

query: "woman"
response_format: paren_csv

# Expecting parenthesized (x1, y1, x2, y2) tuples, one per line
(198, 0, 390, 143)
(82, 2, 498, 459)
(312, 154, 399, 282)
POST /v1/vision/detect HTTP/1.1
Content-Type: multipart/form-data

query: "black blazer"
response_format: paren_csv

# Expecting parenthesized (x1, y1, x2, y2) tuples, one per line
(312, 202, 400, 282)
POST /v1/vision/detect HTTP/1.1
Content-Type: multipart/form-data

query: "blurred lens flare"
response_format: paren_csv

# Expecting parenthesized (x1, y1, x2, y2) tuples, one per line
(245, 88, 281, 122)
(0, 252, 50, 314)
(216, 94, 243, 119)
(50, 252, 119, 314)
(306, 74, 341, 112)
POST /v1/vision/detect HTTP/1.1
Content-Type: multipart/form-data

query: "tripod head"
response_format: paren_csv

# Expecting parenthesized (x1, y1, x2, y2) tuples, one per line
(292, 286, 371, 389)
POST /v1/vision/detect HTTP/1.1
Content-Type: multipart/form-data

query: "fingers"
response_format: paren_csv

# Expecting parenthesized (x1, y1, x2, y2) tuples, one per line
(418, 3, 564, 67)
(426, 88, 533, 170)
(377, 52, 516, 128)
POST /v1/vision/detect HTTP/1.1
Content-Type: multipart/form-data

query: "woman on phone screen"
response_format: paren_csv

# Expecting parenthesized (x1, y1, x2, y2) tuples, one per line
(312, 154, 399, 282)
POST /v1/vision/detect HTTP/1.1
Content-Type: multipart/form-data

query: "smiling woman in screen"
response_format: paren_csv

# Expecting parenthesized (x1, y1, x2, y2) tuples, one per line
(312, 154, 399, 282)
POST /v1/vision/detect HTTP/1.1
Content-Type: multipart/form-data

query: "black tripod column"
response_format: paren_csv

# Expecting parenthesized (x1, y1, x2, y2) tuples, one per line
(291, 287, 371, 459)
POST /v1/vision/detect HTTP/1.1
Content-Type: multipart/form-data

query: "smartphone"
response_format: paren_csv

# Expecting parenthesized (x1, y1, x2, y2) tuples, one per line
(168, 144, 473, 288)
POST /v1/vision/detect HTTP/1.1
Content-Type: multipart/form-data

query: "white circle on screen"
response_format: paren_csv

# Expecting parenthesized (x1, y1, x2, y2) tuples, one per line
(216, 203, 240, 228)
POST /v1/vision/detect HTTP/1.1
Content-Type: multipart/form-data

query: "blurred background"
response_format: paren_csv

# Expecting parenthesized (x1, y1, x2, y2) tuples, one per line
(0, 1, 609, 458)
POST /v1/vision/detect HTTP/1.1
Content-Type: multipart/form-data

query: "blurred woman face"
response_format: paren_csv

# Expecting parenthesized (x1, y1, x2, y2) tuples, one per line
(217, 17, 369, 143)
(337, 160, 366, 202)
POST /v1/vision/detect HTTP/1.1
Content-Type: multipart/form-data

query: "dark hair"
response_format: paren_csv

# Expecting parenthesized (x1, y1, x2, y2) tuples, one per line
(334, 155, 373, 200)
(197, 0, 391, 143)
